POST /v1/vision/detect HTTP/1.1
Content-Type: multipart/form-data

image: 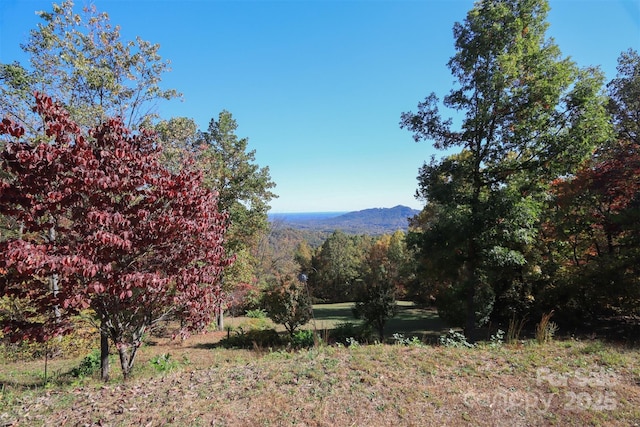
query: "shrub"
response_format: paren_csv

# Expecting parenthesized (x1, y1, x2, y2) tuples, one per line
(220, 328, 283, 349)
(245, 308, 268, 319)
(330, 322, 372, 345)
(70, 350, 101, 378)
(291, 329, 317, 349)
(439, 329, 476, 348)
(263, 277, 312, 336)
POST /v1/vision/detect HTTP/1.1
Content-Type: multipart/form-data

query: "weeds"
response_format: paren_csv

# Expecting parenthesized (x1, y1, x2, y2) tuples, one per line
(506, 314, 527, 343)
(536, 311, 558, 344)
(245, 309, 268, 319)
(291, 329, 317, 349)
(70, 349, 102, 378)
(149, 353, 182, 373)
(439, 330, 476, 348)
(392, 333, 424, 347)
(489, 329, 505, 349)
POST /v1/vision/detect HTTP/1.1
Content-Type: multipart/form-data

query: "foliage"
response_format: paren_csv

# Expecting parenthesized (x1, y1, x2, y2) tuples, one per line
(149, 353, 182, 373)
(263, 276, 313, 336)
(489, 329, 505, 349)
(438, 330, 476, 349)
(0, 1, 179, 134)
(219, 328, 282, 349)
(154, 111, 277, 327)
(391, 333, 423, 347)
(538, 50, 640, 323)
(401, 0, 611, 337)
(291, 329, 316, 349)
(70, 349, 102, 378)
(0, 94, 233, 379)
(310, 231, 371, 302)
(353, 232, 416, 340)
(245, 309, 268, 319)
(329, 322, 373, 346)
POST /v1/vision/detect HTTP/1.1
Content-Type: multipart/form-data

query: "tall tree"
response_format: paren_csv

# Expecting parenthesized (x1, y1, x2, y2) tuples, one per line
(353, 232, 408, 341)
(401, 0, 610, 337)
(0, 0, 179, 134)
(311, 231, 370, 302)
(199, 110, 276, 246)
(0, 94, 233, 379)
(197, 111, 277, 327)
(1, 1, 181, 376)
(539, 50, 640, 323)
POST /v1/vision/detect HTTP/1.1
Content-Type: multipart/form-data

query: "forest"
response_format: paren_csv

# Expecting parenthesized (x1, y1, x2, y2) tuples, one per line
(0, 0, 639, 425)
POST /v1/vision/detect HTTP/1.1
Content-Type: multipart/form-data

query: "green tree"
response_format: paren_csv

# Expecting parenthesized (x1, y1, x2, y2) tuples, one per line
(538, 50, 640, 325)
(401, 0, 611, 338)
(199, 110, 277, 246)
(0, 1, 179, 133)
(311, 231, 370, 302)
(263, 275, 313, 337)
(353, 233, 405, 341)
(196, 111, 277, 328)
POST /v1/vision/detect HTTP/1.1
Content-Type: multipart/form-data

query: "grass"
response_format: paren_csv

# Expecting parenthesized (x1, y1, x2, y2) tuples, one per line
(1, 303, 639, 426)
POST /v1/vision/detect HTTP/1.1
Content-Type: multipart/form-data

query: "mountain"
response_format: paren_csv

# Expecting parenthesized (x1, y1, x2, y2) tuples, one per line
(269, 205, 420, 235)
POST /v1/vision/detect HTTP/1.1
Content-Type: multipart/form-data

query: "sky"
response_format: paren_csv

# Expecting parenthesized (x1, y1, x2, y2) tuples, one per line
(1, 1, 639, 213)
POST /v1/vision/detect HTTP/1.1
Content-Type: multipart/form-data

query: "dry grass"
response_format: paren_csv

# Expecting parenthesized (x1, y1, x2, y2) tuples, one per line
(1, 331, 639, 426)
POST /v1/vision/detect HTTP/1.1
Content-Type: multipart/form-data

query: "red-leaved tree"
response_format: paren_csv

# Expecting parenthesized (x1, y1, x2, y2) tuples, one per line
(0, 93, 234, 379)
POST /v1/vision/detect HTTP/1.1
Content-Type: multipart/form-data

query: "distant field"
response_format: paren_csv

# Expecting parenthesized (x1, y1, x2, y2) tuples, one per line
(222, 301, 450, 343)
(310, 301, 449, 341)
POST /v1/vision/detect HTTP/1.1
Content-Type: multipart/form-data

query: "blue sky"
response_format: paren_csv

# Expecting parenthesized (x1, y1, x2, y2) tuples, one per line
(1, 1, 639, 213)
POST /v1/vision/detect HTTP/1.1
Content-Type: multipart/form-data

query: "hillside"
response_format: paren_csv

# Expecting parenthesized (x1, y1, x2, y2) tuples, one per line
(270, 205, 420, 235)
(2, 336, 638, 426)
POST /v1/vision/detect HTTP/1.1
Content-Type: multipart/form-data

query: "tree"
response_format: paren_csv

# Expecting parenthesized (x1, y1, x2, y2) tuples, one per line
(0, 1, 179, 134)
(401, 0, 610, 338)
(263, 275, 313, 337)
(1, 1, 181, 377)
(311, 231, 371, 302)
(154, 111, 277, 329)
(0, 94, 233, 379)
(198, 110, 277, 247)
(538, 50, 640, 323)
(353, 233, 405, 341)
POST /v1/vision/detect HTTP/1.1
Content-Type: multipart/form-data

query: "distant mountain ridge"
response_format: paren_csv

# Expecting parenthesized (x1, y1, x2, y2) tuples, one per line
(269, 205, 420, 235)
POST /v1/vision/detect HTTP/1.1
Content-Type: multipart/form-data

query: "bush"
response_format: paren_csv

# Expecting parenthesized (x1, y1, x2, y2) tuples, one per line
(291, 329, 316, 349)
(263, 277, 312, 336)
(220, 328, 283, 349)
(439, 329, 476, 348)
(330, 322, 372, 346)
(245, 308, 267, 319)
(149, 353, 182, 373)
(70, 350, 101, 378)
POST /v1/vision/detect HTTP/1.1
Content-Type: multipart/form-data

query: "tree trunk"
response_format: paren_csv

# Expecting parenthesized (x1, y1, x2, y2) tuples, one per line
(48, 224, 61, 322)
(118, 345, 132, 380)
(217, 308, 224, 331)
(100, 327, 110, 382)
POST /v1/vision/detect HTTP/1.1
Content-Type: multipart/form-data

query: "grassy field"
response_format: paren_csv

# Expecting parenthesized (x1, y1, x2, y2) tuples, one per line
(1, 303, 639, 426)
